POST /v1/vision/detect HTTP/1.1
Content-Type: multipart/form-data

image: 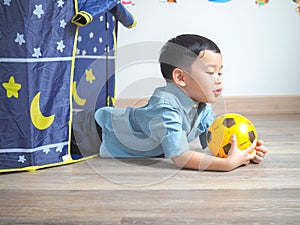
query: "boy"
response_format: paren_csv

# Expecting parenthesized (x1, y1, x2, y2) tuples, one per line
(72, 34, 268, 171)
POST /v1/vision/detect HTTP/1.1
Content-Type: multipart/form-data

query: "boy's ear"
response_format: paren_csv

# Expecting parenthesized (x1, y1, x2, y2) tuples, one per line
(172, 68, 186, 87)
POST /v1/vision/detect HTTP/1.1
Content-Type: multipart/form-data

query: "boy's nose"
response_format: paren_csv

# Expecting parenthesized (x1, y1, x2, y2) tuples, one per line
(215, 74, 222, 84)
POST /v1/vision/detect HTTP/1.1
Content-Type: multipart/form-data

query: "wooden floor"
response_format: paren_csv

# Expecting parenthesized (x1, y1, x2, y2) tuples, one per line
(0, 114, 300, 225)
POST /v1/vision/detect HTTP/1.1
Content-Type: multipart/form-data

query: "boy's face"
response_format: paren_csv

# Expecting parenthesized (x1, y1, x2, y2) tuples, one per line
(181, 50, 223, 103)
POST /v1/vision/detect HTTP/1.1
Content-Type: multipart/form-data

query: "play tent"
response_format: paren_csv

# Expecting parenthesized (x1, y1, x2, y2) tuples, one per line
(0, 0, 135, 172)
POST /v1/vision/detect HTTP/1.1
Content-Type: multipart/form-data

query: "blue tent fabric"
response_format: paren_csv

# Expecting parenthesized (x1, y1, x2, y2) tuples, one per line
(71, 12, 116, 161)
(0, 0, 132, 172)
(77, 0, 117, 19)
(0, 0, 76, 171)
(73, 13, 116, 111)
(109, 2, 136, 28)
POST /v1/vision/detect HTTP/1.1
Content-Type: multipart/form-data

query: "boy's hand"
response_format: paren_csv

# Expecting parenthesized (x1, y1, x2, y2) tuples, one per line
(226, 135, 257, 170)
(251, 140, 268, 164)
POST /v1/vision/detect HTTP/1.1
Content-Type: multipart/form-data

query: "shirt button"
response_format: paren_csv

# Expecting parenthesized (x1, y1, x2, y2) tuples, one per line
(193, 104, 198, 108)
(189, 113, 193, 119)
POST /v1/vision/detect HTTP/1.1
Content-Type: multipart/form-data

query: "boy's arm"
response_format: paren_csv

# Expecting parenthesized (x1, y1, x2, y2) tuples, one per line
(172, 150, 230, 171)
(171, 135, 257, 172)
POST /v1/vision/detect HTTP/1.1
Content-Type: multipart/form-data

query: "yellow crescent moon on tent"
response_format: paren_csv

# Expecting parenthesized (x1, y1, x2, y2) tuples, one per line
(30, 92, 55, 130)
(72, 81, 86, 106)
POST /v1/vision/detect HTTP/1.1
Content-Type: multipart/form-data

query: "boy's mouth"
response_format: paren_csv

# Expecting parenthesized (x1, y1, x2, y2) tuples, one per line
(214, 88, 222, 93)
(213, 88, 223, 96)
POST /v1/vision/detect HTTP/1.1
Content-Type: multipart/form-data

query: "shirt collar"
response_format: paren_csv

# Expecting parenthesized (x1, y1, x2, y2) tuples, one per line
(164, 81, 205, 113)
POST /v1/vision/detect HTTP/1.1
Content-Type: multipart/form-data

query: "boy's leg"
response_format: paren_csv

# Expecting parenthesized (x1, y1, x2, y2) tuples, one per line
(71, 109, 102, 158)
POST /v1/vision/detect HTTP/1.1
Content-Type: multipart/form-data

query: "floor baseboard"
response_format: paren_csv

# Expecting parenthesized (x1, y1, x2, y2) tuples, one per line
(115, 95, 300, 115)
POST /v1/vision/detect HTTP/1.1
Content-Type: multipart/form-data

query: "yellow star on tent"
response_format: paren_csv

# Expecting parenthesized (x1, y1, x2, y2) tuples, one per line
(85, 68, 95, 84)
(2, 76, 22, 98)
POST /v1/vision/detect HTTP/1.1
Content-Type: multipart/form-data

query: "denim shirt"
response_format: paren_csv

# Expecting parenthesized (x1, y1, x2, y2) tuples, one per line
(95, 82, 215, 158)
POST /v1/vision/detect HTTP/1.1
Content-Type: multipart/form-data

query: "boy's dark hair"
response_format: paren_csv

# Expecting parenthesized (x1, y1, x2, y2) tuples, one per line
(159, 34, 221, 80)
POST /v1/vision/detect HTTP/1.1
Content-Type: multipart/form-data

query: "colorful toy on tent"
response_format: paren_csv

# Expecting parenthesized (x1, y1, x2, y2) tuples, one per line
(159, 0, 177, 3)
(122, 1, 135, 6)
(208, 0, 232, 3)
(292, 0, 300, 14)
(255, 0, 269, 7)
(206, 113, 257, 158)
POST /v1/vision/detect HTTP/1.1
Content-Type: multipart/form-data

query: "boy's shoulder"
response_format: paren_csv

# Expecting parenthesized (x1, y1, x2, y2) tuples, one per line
(150, 82, 208, 114)
(149, 84, 183, 108)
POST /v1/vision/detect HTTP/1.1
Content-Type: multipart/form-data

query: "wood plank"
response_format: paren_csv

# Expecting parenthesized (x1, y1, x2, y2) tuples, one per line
(0, 189, 299, 225)
(115, 95, 300, 115)
(213, 95, 300, 115)
(0, 151, 299, 191)
(0, 114, 299, 225)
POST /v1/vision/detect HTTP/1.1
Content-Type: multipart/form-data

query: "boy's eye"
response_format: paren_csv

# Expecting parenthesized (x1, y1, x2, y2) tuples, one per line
(206, 72, 223, 76)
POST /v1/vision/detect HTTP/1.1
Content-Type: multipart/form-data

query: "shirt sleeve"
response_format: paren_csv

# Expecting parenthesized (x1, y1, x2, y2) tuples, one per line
(150, 105, 190, 159)
(161, 130, 190, 158)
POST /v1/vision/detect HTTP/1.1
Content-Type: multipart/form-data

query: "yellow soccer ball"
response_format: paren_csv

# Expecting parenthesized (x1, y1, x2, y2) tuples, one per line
(206, 113, 257, 158)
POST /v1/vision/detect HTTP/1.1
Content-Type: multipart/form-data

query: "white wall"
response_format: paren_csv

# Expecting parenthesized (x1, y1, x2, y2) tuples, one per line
(116, 0, 300, 98)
